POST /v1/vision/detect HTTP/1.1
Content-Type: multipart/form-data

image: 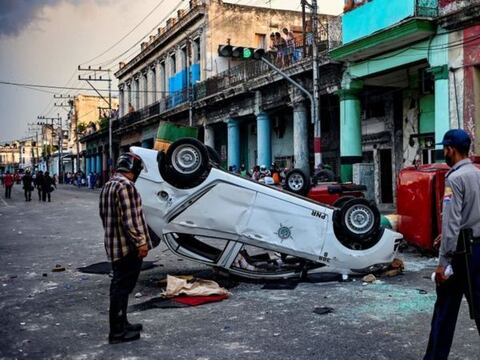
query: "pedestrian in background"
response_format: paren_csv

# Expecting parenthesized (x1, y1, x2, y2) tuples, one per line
(34, 171, 44, 201)
(424, 129, 480, 360)
(42, 171, 55, 202)
(3, 171, 14, 199)
(99, 153, 151, 344)
(22, 170, 34, 201)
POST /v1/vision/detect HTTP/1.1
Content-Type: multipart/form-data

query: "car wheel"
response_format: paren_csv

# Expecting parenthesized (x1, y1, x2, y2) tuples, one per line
(162, 138, 211, 188)
(334, 198, 381, 248)
(333, 196, 356, 209)
(284, 169, 310, 196)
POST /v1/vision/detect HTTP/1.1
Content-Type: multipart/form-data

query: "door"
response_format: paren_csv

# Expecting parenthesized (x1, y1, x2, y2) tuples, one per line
(379, 149, 393, 203)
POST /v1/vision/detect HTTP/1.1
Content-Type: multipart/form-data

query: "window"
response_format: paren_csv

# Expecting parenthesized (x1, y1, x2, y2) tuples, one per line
(151, 68, 157, 102)
(181, 46, 187, 69)
(170, 54, 176, 76)
(255, 33, 266, 49)
(194, 38, 201, 63)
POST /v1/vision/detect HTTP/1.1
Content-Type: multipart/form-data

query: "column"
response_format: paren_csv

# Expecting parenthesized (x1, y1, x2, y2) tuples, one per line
(155, 61, 162, 100)
(431, 65, 450, 161)
(338, 87, 362, 182)
(86, 156, 91, 174)
(96, 154, 102, 174)
(118, 85, 124, 117)
(126, 82, 132, 113)
(143, 72, 148, 107)
(227, 119, 240, 169)
(256, 112, 272, 167)
(204, 125, 215, 148)
(293, 100, 309, 175)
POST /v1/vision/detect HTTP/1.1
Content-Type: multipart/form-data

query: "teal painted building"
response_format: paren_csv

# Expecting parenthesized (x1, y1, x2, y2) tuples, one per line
(331, 0, 449, 206)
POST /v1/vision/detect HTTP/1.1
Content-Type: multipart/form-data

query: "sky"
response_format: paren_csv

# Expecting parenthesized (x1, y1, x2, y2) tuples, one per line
(0, 0, 344, 142)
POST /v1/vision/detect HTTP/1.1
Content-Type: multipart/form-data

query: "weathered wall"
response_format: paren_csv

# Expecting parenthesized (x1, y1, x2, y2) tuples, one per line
(448, 30, 464, 129)
(439, 0, 480, 15)
(206, 0, 306, 76)
(463, 25, 480, 153)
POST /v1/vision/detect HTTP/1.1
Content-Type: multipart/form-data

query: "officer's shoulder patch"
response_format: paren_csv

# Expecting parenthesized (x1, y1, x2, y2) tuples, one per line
(443, 186, 453, 203)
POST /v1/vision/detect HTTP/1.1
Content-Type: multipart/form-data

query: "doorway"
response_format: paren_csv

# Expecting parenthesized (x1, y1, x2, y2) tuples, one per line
(379, 149, 393, 203)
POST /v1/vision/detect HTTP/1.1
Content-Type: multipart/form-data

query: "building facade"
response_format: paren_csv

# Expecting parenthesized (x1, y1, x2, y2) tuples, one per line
(112, 0, 340, 175)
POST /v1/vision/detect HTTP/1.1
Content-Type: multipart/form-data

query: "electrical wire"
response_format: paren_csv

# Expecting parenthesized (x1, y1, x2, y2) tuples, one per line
(80, 0, 167, 66)
(95, 0, 188, 68)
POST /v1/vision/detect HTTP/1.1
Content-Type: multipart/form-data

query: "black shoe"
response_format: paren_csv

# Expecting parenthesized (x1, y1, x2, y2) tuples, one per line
(108, 330, 140, 344)
(126, 321, 143, 332)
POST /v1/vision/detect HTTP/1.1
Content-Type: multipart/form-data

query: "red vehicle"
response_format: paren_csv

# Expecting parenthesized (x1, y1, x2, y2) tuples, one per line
(396, 156, 480, 251)
(283, 168, 365, 207)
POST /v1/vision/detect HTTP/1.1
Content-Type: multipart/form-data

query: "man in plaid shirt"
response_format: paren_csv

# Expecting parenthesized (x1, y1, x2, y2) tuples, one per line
(99, 152, 151, 344)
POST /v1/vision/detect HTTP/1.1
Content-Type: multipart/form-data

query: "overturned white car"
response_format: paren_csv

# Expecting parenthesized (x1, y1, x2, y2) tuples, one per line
(132, 138, 402, 280)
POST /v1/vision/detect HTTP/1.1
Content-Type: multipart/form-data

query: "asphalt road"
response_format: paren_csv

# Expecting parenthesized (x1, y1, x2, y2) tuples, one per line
(0, 184, 478, 360)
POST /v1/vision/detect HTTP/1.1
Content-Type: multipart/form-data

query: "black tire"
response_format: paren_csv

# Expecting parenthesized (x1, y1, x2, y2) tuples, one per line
(162, 138, 211, 189)
(284, 169, 310, 196)
(333, 198, 381, 248)
(205, 145, 221, 167)
(332, 196, 356, 209)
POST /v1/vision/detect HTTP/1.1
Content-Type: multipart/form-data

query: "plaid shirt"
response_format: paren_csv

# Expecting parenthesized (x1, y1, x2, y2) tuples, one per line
(99, 173, 151, 262)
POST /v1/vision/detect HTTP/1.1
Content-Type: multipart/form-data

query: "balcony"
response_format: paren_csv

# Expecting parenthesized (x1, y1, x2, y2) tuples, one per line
(331, 0, 438, 61)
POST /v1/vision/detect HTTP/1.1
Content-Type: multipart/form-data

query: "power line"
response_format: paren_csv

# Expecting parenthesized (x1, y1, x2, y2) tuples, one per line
(0, 80, 176, 94)
(95, 0, 187, 68)
(80, 0, 167, 65)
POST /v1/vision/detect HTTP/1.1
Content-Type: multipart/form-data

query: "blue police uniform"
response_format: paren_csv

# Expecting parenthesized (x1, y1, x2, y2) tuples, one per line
(424, 130, 480, 360)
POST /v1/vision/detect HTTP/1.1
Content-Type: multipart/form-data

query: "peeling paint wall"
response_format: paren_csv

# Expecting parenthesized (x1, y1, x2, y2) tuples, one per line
(439, 0, 480, 15)
(463, 25, 480, 153)
(206, 0, 307, 76)
(448, 30, 464, 129)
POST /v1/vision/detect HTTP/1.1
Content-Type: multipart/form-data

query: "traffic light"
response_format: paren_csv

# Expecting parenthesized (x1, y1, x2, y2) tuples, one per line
(218, 45, 265, 60)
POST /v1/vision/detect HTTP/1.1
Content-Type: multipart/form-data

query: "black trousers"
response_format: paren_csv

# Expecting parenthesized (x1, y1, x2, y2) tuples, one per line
(109, 251, 142, 334)
(37, 187, 42, 201)
(24, 189, 32, 201)
(41, 191, 51, 202)
(424, 244, 480, 360)
(4, 186, 12, 199)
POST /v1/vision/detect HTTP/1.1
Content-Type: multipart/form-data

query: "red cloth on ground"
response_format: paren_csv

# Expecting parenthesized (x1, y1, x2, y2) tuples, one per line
(172, 294, 229, 306)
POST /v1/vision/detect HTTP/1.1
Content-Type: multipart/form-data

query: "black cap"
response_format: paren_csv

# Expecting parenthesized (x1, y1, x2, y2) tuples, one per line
(437, 129, 471, 149)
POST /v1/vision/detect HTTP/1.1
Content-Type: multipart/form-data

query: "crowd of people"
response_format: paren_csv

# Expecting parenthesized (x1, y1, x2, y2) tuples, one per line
(1, 170, 56, 202)
(229, 163, 284, 186)
(267, 28, 298, 68)
(1, 169, 101, 201)
(64, 171, 100, 189)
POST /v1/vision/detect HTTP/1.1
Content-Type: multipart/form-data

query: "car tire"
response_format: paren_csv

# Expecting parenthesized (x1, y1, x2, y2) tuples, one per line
(334, 198, 381, 247)
(333, 196, 356, 209)
(284, 169, 310, 196)
(162, 138, 211, 189)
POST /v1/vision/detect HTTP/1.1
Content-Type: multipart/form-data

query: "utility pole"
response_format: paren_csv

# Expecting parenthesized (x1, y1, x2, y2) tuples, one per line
(311, 0, 322, 166)
(54, 94, 73, 176)
(78, 65, 113, 174)
(27, 124, 41, 171)
(37, 114, 62, 182)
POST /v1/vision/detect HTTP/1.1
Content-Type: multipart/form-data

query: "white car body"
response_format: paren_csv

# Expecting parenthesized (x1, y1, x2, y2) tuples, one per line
(132, 146, 402, 279)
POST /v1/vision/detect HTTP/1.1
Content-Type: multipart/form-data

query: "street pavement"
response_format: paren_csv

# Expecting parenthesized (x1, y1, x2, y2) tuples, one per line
(0, 184, 478, 360)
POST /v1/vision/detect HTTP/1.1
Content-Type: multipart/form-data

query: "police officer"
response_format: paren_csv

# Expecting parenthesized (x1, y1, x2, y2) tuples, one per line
(424, 129, 480, 360)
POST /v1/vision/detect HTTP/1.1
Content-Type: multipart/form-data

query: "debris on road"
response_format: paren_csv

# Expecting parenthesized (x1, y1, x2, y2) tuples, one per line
(362, 274, 377, 283)
(313, 307, 334, 315)
(163, 275, 230, 298)
(134, 292, 143, 298)
(51, 265, 65, 272)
